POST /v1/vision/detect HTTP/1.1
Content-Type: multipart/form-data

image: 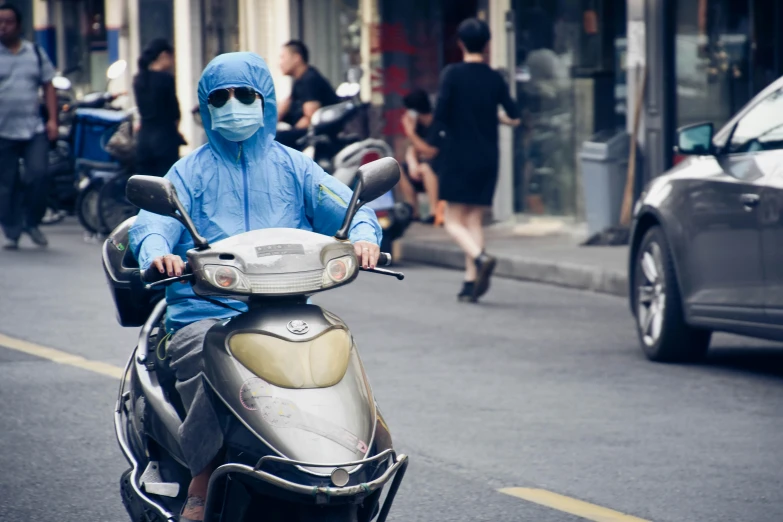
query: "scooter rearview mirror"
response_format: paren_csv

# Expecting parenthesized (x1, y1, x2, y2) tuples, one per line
(107, 60, 128, 81)
(356, 157, 400, 203)
(125, 175, 210, 250)
(336, 82, 360, 98)
(52, 76, 72, 90)
(334, 158, 401, 241)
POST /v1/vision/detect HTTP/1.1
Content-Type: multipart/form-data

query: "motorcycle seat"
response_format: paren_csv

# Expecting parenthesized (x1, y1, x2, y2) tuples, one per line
(75, 158, 123, 173)
(337, 133, 362, 146)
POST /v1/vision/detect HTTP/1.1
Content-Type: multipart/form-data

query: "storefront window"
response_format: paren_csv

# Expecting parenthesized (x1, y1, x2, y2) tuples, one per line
(513, 1, 578, 216)
(675, 0, 783, 131)
(511, 0, 624, 217)
(339, 0, 361, 76)
(140, 0, 174, 52)
(675, 0, 751, 129)
(59, 0, 107, 95)
(291, 0, 363, 88)
(202, 0, 239, 65)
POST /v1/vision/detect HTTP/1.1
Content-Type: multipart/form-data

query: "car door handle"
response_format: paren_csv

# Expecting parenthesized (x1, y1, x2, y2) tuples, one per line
(740, 193, 760, 208)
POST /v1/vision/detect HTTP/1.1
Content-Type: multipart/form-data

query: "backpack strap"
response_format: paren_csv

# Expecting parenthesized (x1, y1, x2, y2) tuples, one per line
(33, 43, 44, 85)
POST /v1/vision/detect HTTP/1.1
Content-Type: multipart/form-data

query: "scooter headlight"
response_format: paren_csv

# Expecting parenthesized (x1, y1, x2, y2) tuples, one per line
(203, 265, 251, 293)
(199, 255, 357, 296)
(323, 255, 356, 286)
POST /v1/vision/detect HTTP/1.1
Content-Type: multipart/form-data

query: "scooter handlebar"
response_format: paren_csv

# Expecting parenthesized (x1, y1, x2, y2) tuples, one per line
(141, 263, 190, 284)
(140, 254, 394, 286)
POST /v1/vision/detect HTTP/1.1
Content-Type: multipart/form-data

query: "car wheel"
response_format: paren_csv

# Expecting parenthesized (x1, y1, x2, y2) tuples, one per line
(634, 226, 711, 362)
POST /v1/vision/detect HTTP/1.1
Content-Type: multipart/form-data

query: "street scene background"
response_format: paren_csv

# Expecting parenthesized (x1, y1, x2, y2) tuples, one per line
(2, 0, 783, 521)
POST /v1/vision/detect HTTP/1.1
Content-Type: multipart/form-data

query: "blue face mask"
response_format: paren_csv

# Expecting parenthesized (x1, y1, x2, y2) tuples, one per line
(208, 97, 264, 142)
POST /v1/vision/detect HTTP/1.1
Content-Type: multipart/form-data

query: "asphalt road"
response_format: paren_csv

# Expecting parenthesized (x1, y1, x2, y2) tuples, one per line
(1, 221, 782, 521)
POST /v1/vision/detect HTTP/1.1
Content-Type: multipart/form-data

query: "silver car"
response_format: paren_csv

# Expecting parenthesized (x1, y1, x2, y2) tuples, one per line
(629, 75, 783, 362)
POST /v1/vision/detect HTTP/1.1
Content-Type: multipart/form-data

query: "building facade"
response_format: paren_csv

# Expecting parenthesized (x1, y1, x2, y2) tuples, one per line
(631, 0, 783, 186)
(11, 1, 776, 225)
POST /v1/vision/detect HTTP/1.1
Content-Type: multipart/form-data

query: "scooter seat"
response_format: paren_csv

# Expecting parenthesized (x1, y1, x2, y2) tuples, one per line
(337, 133, 362, 146)
(75, 158, 123, 173)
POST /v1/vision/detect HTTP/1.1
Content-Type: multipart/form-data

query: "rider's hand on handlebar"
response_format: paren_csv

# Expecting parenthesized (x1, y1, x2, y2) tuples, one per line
(354, 241, 380, 270)
(153, 254, 186, 277)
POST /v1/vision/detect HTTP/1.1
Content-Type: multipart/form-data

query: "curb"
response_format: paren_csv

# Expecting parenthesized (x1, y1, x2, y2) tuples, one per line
(397, 240, 628, 298)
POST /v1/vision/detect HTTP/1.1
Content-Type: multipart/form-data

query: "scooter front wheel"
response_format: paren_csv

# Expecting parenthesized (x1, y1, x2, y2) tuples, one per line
(76, 180, 105, 234)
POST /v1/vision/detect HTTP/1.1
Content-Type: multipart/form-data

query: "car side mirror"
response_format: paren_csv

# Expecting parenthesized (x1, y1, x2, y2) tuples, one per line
(125, 175, 209, 250)
(675, 122, 714, 156)
(335, 157, 401, 241)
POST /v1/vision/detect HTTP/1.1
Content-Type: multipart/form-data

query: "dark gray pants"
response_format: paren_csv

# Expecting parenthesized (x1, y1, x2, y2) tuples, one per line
(0, 133, 49, 240)
(167, 318, 223, 477)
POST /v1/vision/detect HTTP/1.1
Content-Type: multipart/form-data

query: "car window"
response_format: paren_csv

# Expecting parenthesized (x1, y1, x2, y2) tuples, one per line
(728, 87, 783, 154)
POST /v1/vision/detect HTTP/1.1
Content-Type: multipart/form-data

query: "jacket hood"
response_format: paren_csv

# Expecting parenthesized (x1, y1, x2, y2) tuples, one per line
(197, 52, 278, 160)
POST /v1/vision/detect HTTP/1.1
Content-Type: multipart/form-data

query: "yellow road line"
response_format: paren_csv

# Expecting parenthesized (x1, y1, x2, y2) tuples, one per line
(499, 488, 652, 522)
(0, 333, 124, 379)
(0, 332, 653, 522)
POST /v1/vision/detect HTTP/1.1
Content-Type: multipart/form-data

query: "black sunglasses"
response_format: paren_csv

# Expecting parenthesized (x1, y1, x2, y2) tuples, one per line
(208, 87, 261, 108)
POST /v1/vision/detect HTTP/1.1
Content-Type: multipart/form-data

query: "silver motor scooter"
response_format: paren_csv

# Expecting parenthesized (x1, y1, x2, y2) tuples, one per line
(103, 158, 408, 521)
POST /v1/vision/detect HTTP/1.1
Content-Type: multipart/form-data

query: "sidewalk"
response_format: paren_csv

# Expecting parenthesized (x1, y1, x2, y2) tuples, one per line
(395, 221, 629, 298)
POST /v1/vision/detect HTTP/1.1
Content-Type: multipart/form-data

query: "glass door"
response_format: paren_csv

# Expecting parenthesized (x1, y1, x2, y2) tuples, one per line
(749, 0, 783, 94)
(674, 0, 783, 137)
(201, 0, 239, 66)
(674, 0, 752, 129)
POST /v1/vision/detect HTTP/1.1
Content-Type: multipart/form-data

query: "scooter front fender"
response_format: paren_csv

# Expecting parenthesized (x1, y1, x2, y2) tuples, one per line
(201, 304, 377, 472)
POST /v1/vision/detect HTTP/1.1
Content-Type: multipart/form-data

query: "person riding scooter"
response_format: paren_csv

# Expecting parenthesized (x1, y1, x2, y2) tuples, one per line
(128, 52, 382, 522)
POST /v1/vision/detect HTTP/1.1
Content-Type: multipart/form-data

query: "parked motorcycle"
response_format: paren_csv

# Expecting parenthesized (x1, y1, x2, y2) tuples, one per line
(41, 61, 130, 229)
(103, 158, 408, 522)
(301, 73, 412, 253)
(73, 108, 133, 236)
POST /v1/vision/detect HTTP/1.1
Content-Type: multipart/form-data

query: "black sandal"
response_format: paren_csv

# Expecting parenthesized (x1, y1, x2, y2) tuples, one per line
(458, 281, 476, 303)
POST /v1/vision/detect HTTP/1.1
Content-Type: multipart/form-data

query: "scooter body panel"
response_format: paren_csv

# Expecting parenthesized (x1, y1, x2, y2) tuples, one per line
(126, 302, 187, 466)
(202, 304, 377, 472)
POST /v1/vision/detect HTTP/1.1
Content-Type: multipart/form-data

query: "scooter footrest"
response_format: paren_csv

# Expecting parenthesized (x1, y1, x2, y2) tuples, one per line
(139, 461, 180, 498)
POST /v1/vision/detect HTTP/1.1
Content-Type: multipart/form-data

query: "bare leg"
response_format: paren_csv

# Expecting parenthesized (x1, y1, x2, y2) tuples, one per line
(419, 163, 440, 217)
(181, 463, 214, 520)
(444, 202, 482, 281)
(465, 205, 486, 253)
(396, 172, 420, 219)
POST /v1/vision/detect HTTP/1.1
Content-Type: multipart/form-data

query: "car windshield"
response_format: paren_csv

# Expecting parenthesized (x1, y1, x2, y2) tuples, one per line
(729, 88, 783, 153)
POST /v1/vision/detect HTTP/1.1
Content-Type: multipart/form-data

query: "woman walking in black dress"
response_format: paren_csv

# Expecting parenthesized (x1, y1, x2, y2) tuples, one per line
(133, 39, 186, 177)
(430, 18, 521, 302)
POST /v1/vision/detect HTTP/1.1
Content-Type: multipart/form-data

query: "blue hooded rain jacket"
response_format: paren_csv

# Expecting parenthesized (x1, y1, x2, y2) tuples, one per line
(129, 52, 382, 333)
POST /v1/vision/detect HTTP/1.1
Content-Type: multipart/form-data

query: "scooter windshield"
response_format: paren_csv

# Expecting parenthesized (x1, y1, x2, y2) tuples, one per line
(228, 328, 352, 389)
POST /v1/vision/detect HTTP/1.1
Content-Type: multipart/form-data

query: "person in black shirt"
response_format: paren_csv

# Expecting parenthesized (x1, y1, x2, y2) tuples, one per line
(426, 18, 521, 303)
(133, 39, 186, 177)
(276, 40, 339, 149)
(399, 90, 440, 223)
